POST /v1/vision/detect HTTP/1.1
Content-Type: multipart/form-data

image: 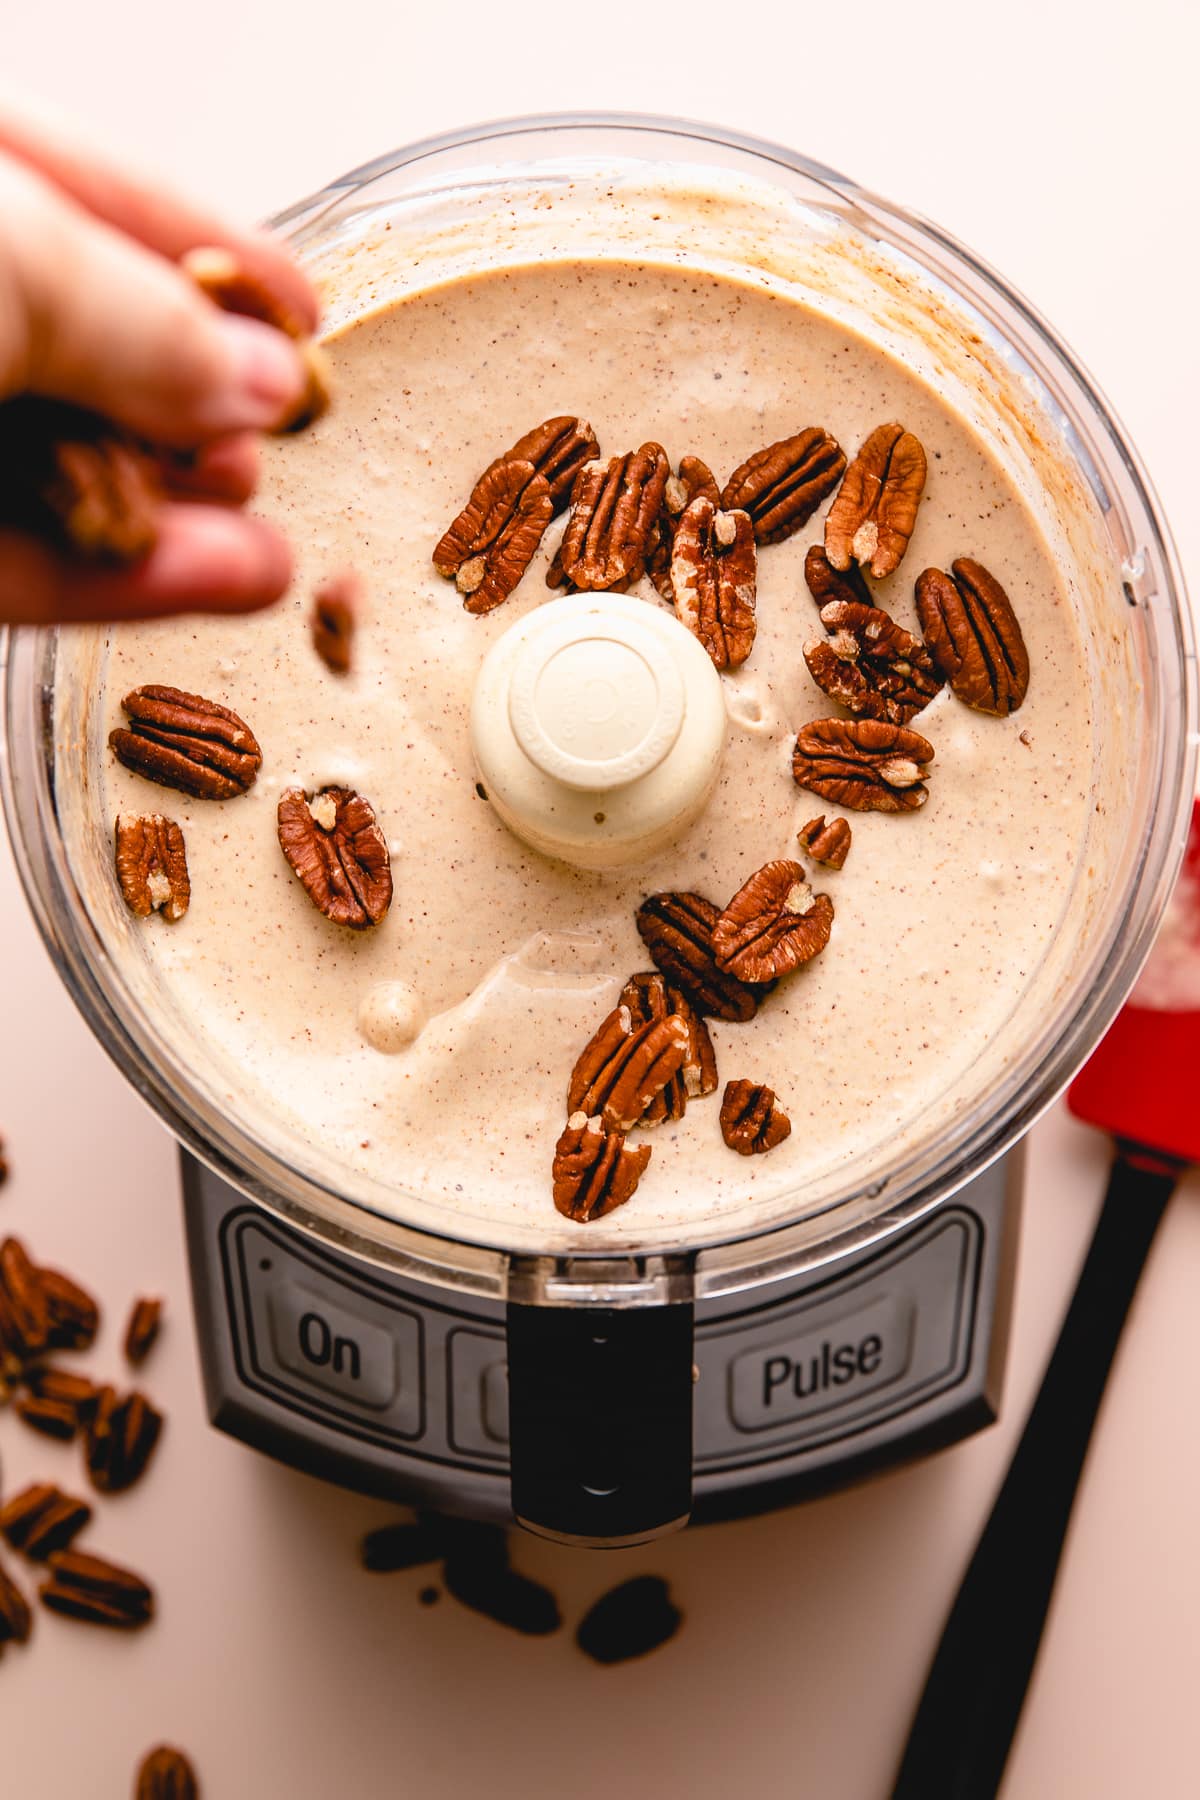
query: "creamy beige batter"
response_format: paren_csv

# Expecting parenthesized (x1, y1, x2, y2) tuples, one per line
(96, 260, 1098, 1246)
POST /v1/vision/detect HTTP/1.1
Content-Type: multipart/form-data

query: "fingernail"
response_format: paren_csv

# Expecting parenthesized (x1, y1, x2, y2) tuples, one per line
(212, 316, 305, 431)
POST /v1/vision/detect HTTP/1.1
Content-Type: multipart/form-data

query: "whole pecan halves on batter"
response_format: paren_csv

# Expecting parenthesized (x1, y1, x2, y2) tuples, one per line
(646, 456, 721, 601)
(566, 1007, 691, 1134)
(636, 891, 764, 1023)
(552, 1114, 651, 1223)
(792, 717, 934, 813)
(505, 415, 600, 511)
(713, 860, 834, 983)
(554, 443, 669, 591)
(804, 600, 943, 725)
(722, 428, 846, 546)
(434, 458, 553, 615)
(824, 423, 927, 580)
(109, 686, 262, 800)
(804, 543, 873, 614)
(277, 787, 393, 929)
(797, 815, 852, 870)
(114, 814, 190, 923)
(720, 1080, 792, 1156)
(621, 972, 719, 1121)
(916, 557, 1030, 716)
(670, 496, 757, 670)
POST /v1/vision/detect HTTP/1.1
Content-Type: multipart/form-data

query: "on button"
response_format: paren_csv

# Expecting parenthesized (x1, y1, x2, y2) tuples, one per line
(267, 1281, 398, 1411)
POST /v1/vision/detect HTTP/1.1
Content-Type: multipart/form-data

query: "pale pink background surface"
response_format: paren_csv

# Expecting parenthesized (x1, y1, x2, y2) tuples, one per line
(1, 3, 1198, 1793)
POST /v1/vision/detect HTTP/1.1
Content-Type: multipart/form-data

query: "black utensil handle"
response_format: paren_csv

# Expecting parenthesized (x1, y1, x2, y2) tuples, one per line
(506, 1298, 694, 1546)
(892, 1145, 1180, 1800)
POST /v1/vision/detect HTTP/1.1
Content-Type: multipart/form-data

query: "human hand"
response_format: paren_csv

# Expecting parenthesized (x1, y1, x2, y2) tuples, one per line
(0, 104, 320, 625)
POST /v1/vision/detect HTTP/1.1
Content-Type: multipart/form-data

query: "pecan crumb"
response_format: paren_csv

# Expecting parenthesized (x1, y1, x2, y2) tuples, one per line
(797, 816, 852, 869)
(720, 1081, 792, 1155)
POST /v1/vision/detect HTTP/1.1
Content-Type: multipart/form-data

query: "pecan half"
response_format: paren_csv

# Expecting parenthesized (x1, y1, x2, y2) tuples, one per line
(124, 1297, 163, 1366)
(24, 1365, 99, 1420)
(797, 815, 852, 870)
(916, 557, 1030, 716)
(0, 1554, 32, 1647)
(621, 972, 718, 1121)
(85, 1387, 164, 1495)
(506, 416, 600, 511)
(16, 1395, 79, 1440)
(804, 543, 872, 613)
(115, 814, 190, 923)
(554, 444, 669, 591)
(671, 497, 757, 670)
(434, 458, 553, 614)
(277, 787, 393, 929)
(646, 456, 720, 601)
(635, 891, 764, 1022)
(804, 600, 943, 725)
(183, 245, 330, 434)
(0, 1133, 6, 1187)
(722, 428, 845, 546)
(136, 1746, 199, 1800)
(824, 423, 927, 579)
(0, 398, 161, 562)
(552, 1113, 651, 1223)
(793, 717, 934, 812)
(0, 1237, 49, 1363)
(0, 1484, 91, 1563)
(713, 861, 834, 982)
(39, 1267, 100, 1353)
(720, 1080, 792, 1156)
(110, 685, 261, 800)
(566, 1008, 690, 1133)
(40, 1549, 154, 1629)
(311, 569, 360, 674)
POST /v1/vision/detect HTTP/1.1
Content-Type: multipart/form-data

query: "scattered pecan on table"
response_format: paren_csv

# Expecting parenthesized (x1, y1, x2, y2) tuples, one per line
(135, 1744, 200, 1800)
(109, 685, 261, 800)
(0, 1553, 32, 1650)
(85, 1386, 164, 1494)
(646, 456, 720, 601)
(567, 1007, 692, 1135)
(636, 891, 765, 1023)
(114, 814, 190, 924)
(434, 457, 553, 614)
(712, 860, 834, 983)
(552, 1114, 652, 1223)
(720, 1080, 792, 1156)
(311, 569, 361, 674)
(620, 973, 718, 1122)
(277, 787, 393, 929)
(824, 423, 927, 580)
(0, 1483, 92, 1562)
(721, 428, 845, 546)
(39, 1548, 154, 1630)
(183, 245, 330, 434)
(15, 1394, 80, 1441)
(804, 599, 943, 725)
(916, 557, 1030, 715)
(549, 443, 669, 592)
(124, 1296, 163, 1367)
(797, 815, 852, 870)
(670, 496, 757, 671)
(793, 717, 934, 813)
(0, 398, 161, 563)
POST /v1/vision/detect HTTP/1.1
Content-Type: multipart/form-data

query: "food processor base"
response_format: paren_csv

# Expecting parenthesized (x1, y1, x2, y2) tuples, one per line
(183, 1146, 1021, 1528)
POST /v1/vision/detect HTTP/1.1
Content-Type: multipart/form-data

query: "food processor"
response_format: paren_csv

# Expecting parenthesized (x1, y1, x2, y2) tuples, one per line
(2, 116, 1194, 1548)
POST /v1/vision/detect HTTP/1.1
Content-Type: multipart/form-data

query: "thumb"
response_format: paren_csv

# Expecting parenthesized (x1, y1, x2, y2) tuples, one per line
(0, 156, 306, 444)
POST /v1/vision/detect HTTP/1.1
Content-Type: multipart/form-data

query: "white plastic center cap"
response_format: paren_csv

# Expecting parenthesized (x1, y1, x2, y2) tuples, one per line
(508, 608, 685, 791)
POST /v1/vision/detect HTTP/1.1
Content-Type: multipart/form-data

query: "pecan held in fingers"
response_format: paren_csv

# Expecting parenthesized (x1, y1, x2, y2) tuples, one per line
(566, 1009, 691, 1134)
(824, 423, 927, 579)
(435, 458, 553, 615)
(109, 686, 261, 800)
(115, 814, 190, 923)
(671, 497, 757, 671)
(278, 787, 392, 929)
(636, 891, 764, 1022)
(916, 558, 1030, 716)
(646, 456, 721, 601)
(804, 600, 943, 725)
(721, 1081, 791, 1155)
(554, 444, 669, 591)
(183, 245, 330, 434)
(553, 1114, 651, 1223)
(793, 717, 934, 813)
(797, 815, 852, 870)
(0, 398, 161, 563)
(722, 428, 846, 546)
(713, 860, 834, 983)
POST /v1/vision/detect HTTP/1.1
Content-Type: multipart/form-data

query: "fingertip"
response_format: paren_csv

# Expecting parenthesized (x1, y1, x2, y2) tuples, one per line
(162, 433, 261, 504)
